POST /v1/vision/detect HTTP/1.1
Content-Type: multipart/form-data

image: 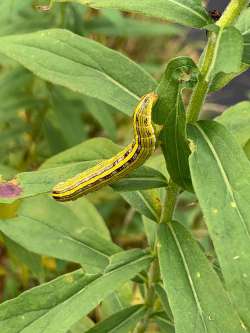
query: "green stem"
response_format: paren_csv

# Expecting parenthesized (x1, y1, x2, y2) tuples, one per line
(186, 34, 215, 123)
(160, 179, 179, 224)
(133, 260, 159, 333)
(59, 2, 67, 27)
(187, 0, 248, 123)
(216, 0, 248, 28)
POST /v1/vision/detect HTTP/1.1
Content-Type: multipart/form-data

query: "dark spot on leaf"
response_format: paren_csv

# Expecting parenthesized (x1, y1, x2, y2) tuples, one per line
(0, 181, 22, 198)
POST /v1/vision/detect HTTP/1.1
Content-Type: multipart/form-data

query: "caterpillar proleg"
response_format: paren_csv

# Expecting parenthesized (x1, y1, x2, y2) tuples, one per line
(52, 92, 158, 202)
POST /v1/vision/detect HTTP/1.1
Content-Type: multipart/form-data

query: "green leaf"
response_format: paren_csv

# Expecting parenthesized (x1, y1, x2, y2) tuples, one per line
(55, 87, 118, 141)
(209, 63, 250, 92)
(101, 293, 124, 318)
(0, 67, 32, 98)
(216, 101, 250, 146)
(121, 189, 161, 222)
(42, 137, 120, 168)
(146, 154, 169, 201)
(152, 312, 175, 333)
(155, 57, 198, 123)
(244, 139, 250, 160)
(64, 197, 111, 239)
(158, 222, 245, 333)
(189, 120, 250, 328)
(86, 9, 184, 38)
(42, 116, 72, 154)
(0, 138, 166, 203)
(156, 57, 198, 190)
(236, 7, 250, 64)
(0, 164, 16, 179)
(55, 0, 211, 29)
(155, 284, 173, 321)
(0, 0, 53, 36)
(143, 216, 157, 249)
(4, 236, 45, 282)
(0, 249, 152, 333)
(0, 195, 120, 270)
(85, 305, 146, 333)
(0, 67, 42, 121)
(100, 282, 133, 319)
(111, 166, 167, 192)
(69, 317, 94, 333)
(49, 87, 87, 148)
(81, 95, 117, 141)
(0, 29, 156, 116)
(207, 27, 243, 79)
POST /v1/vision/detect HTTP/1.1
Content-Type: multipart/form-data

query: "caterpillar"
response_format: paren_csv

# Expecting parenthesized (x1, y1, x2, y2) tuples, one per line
(52, 92, 158, 202)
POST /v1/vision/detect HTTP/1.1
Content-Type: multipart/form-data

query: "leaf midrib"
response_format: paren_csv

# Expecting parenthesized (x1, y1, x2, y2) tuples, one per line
(0, 39, 143, 102)
(194, 124, 250, 240)
(24, 255, 151, 332)
(169, 224, 208, 332)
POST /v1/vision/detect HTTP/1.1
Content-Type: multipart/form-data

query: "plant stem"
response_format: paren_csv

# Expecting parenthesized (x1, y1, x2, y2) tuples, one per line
(186, 34, 215, 123)
(160, 179, 179, 224)
(133, 260, 159, 333)
(187, 0, 248, 123)
(216, 0, 248, 28)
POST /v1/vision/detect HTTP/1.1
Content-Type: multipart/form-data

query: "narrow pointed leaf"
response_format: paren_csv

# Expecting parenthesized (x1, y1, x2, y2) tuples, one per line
(0, 195, 120, 270)
(0, 29, 156, 115)
(85, 305, 146, 333)
(143, 216, 158, 248)
(209, 63, 250, 92)
(86, 10, 184, 38)
(216, 101, 250, 147)
(121, 189, 161, 222)
(69, 317, 94, 333)
(4, 237, 45, 282)
(189, 120, 250, 327)
(0, 250, 152, 333)
(111, 167, 167, 191)
(236, 8, 250, 64)
(55, 0, 211, 29)
(207, 27, 243, 80)
(152, 312, 175, 333)
(155, 284, 173, 321)
(158, 222, 245, 333)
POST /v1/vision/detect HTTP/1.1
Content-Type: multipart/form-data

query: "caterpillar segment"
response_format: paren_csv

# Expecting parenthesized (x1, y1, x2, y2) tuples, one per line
(52, 92, 158, 202)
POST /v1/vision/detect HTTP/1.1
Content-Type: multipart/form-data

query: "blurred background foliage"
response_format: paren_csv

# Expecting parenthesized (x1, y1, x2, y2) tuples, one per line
(0, 1, 249, 329)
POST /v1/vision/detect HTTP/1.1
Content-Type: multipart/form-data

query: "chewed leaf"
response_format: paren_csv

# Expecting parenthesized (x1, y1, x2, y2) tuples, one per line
(155, 57, 199, 190)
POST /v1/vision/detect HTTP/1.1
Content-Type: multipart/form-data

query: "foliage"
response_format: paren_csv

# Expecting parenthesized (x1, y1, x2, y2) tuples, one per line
(0, 0, 250, 332)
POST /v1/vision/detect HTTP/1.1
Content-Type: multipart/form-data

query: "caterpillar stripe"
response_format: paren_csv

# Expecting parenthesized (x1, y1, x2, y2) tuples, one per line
(52, 92, 158, 202)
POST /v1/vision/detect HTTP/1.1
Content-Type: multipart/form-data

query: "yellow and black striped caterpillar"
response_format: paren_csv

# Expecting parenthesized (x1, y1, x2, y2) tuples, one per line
(52, 92, 158, 202)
